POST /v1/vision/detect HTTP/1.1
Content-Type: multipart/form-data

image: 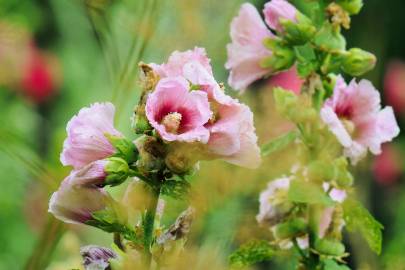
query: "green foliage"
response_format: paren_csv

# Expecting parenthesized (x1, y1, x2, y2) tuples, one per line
(106, 134, 139, 163)
(294, 43, 318, 77)
(314, 238, 346, 256)
(288, 179, 335, 206)
(322, 259, 351, 270)
(261, 38, 295, 71)
(261, 130, 298, 156)
(229, 240, 275, 267)
(273, 218, 308, 239)
(160, 179, 191, 199)
(313, 23, 346, 51)
(343, 198, 383, 254)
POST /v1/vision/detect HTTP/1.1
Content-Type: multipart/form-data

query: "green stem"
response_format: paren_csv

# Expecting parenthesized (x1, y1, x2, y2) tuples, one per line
(143, 184, 161, 268)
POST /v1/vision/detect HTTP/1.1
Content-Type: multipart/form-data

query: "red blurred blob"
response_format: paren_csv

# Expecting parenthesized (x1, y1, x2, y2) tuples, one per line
(20, 45, 60, 104)
(267, 66, 303, 94)
(373, 144, 402, 185)
(384, 60, 405, 114)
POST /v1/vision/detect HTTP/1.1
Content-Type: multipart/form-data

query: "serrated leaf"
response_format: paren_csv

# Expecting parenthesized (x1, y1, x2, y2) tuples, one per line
(342, 198, 383, 254)
(261, 131, 298, 156)
(229, 240, 275, 267)
(288, 180, 334, 206)
(323, 259, 351, 270)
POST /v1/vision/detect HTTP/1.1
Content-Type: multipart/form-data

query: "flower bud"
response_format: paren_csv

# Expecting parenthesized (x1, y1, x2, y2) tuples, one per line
(80, 245, 117, 270)
(273, 218, 308, 239)
(341, 48, 376, 76)
(263, 0, 298, 33)
(314, 238, 345, 256)
(261, 38, 295, 72)
(314, 23, 346, 51)
(48, 177, 109, 224)
(106, 134, 139, 163)
(104, 157, 130, 186)
(336, 0, 363, 15)
(307, 160, 335, 182)
(134, 136, 166, 174)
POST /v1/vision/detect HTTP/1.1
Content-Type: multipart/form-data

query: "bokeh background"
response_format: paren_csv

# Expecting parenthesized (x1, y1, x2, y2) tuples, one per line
(1, 0, 405, 269)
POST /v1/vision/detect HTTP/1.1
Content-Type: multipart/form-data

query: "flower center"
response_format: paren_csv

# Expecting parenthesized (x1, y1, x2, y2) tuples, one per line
(341, 119, 355, 136)
(161, 112, 182, 134)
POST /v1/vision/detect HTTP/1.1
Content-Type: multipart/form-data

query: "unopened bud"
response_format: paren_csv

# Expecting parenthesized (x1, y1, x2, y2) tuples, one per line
(281, 13, 316, 45)
(80, 245, 117, 270)
(314, 238, 345, 256)
(273, 218, 307, 239)
(261, 38, 295, 72)
(336, 0, 363, 15)
(342, 48, 376, 76)
(308, 160, 335, 182)
(104, 157, 130, 186)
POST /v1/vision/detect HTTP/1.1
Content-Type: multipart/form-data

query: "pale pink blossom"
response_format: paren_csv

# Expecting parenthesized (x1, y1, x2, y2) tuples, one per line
(373, 144, 402, 185)
(61, 102, 122, 170)
(183, 61, 261, 168)
(48, 174, 108, 224)
(263, 0, 298, 33)
(256, 177, 292, 226)
(151, 47, 212, 78)
(145, 77, 212, 143)
(321, 76, 400, 164)
(225, 3, 275, 91)
(384, 60, 405, 114)
(68, 160, 109, 187)
(267, 66, 303, 94)
(81, 245, 117, 270)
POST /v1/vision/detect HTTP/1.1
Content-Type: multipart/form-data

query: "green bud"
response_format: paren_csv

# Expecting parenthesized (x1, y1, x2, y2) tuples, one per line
(134, 135, 166, 174)
(281, 13, 316, 45)
(314, 238, 345, 256)
(273, 218, 308, 239)
(132, 107, 153, 134)
(341, 48, 376, 76)
(314, 23, 346, 51)
(105, 157, 130, 186)
(308, 160, 335, 182)
(261, 38, 295, 72)
(333, 157, 354, 187)
(336, 0, 363, 15)
(165, 151, 196, 175)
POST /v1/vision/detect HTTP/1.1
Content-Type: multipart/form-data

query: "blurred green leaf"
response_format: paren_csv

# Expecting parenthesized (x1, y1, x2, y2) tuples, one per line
(288, 180, 334, 206)
(343, 198, 383, 254)
(261, 130, 298, 156)
(229, 240, 275, 267)
(322, 259, 351, 270)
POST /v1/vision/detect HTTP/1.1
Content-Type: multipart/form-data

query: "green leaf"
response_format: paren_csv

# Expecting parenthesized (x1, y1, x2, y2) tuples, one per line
(323, 259, 351, 270)
(261, 131, 298, 156)
(161, 179, 191, 199)
(342, 198, 383, 254)
(288, 180, 335, 206)
(229, 240, 275, 267)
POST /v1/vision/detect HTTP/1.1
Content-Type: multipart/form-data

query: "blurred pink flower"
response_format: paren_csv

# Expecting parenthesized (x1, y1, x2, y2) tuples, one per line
(321, 76, 400, 164)
(183, 60, 261, 168)
(151, 47, 212, 78)
(373, 144, 402, 185)
(263, 0, 298, 33)
(61, 102, 122, 169)
(384, 60, 405, 114)
(225, 3, 275, 91)
(145, 77, 212, 143)
(48, 175, 108, 224)
(267, 66, 303, 94)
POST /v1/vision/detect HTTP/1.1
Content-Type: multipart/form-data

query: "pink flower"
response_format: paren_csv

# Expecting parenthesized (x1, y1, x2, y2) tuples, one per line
(151, 47, 212, 78)
(145, 77, 212, 143)
(263, 0, 298, 33)
(256, 177, 292, 226)
(321, 76, 400, 164)
(384, 60, 405, 115)
(67, 160, 109, 187)
(61, 103, 122, 170)
(267, 66, 303, 94)
(373, 144, 402, 185)
(183, 61, 261, 168)
(225, 3, 275, 91)
(48, 175, 108, 224)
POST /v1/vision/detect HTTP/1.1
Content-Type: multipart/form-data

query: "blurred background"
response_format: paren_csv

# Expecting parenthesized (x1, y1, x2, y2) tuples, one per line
(0, 0, 404, 269)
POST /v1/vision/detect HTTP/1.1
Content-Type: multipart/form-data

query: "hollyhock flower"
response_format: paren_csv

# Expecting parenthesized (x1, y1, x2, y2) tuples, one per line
(263, 0, 298, 33)
(80, 245, 117, 270)
(256, 176, 293, 226)
(183, 60, 261, 168)
(48, 176, 108, 224)
(145, 77, 212, 143)
(150, 47, 212, 79)
(225, 3, 275, 91)
(384, 60, 405, 114)
(61, 102, 122, 170)
(267, 66, 303, 94)
(373, 144, 402, 185)
(321, 76, 400, 164)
